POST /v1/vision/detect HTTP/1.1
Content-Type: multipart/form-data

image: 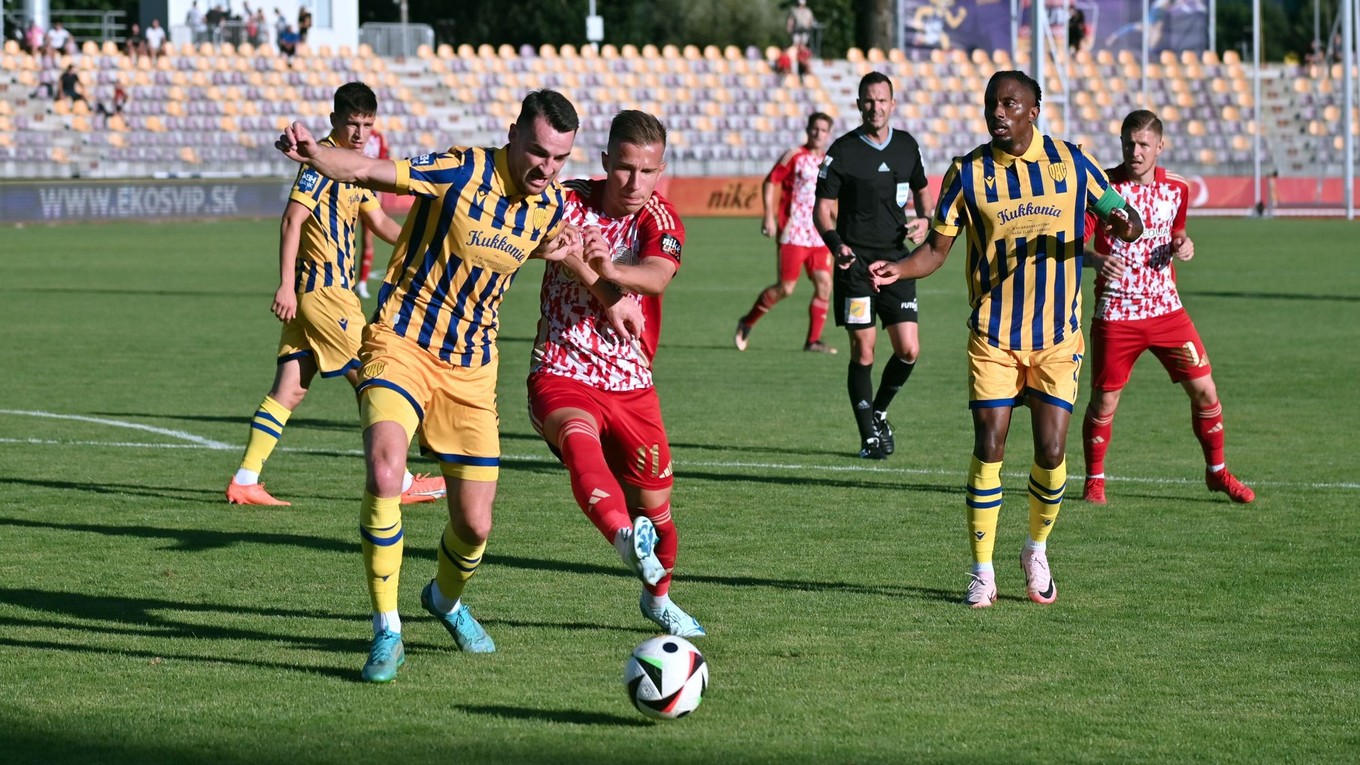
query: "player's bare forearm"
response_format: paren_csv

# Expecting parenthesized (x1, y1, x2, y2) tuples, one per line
(362, 208, 403, 245)
(277, 202, 307, 290)
(590, 257, 675, 296)
(871, 231, 953, 287)
(813, 198, 836, 238)
(761, 181, 778, 237)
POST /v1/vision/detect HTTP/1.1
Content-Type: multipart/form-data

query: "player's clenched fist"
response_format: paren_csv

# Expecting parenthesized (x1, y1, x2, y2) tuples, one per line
(275, 121, 318, 163)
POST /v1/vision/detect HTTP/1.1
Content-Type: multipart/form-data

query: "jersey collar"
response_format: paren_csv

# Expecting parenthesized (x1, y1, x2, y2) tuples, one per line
(492, 146, 524, 197)
(990, 133, 1047, 168)
(856, 126, 893, 151)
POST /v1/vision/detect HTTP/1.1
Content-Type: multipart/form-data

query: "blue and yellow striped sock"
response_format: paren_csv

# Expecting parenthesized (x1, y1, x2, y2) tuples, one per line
(434, 523, 486, 609)
(237, 395, 292, 477)
(360, 492, 404, 614)
(966, 456, 1003, 571)
(1027, 460, 1067, 547)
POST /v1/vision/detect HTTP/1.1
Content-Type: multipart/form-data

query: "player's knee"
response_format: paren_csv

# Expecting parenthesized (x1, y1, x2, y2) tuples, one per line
(776, 282, 797, 298)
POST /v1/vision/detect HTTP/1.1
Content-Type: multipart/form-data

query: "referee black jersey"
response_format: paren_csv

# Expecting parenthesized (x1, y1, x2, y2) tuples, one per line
(815, 126, 928, 251)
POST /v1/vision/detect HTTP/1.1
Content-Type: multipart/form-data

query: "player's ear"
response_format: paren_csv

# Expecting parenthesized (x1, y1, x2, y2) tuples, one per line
(508, 122, 519, 146)
(600, 150, 610, 174)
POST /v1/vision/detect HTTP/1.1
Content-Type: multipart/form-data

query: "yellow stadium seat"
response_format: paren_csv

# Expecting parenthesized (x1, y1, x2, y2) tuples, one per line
(498, 44, 516, 58)
(600, 43, 618, 58)
(1222, 49, 1240, 65)
(846, 47, 864, 63)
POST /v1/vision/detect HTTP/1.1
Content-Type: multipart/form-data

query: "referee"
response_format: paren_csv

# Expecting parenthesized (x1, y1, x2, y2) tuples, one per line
(814, 71, 931, 459)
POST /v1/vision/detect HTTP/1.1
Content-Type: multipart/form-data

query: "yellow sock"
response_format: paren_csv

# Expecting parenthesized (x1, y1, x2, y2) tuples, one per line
(360, 493, 403, 613)
(239, 395, 292, 473)
(434, 523, 486, 606)
(966, 456, 1003, 566)
(1027, 460, 1067, 545)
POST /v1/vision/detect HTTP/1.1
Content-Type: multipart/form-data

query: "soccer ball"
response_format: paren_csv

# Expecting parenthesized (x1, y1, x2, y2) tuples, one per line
(623, 635, 708, 720)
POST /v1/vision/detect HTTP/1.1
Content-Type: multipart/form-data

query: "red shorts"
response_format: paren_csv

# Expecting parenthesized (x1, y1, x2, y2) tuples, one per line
(778, 243, 833, 283)
(527, 373, 674, 491)
(1089, 309, 1212, 391)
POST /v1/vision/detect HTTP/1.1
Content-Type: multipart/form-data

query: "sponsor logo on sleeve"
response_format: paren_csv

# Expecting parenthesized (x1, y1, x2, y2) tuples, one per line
(411, 153, 437, 167)
(660, 233, 682, 260)
(818, 155, 833, 179)
(298, 168, 319, 193)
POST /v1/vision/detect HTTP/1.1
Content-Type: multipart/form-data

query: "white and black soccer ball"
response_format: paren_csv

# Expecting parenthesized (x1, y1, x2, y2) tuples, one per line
(623, 635, 708, 720)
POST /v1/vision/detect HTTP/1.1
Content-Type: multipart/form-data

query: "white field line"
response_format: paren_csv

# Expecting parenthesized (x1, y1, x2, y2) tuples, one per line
(2, 410, 1357, 491)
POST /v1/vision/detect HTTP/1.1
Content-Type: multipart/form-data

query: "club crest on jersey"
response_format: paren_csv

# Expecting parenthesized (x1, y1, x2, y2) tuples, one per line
(411, 153, 437, 167)
(660, 233, 682, 260)
(1048, 162, 1069, 182)
(361, 361, 385, 380)
(533, 203, 550, 231)
(298, 168, 320, 193)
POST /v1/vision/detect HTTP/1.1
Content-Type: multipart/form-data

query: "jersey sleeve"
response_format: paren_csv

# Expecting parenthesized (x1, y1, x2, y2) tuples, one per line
(392, 149, 468, 199)
(766, 149, 795, 186)
(1169, 175, 1190, 233)
(930, 158, 967, 237)
(814, 143, 843, 200)
(358, 187, 381, 213)
(1077, 147, 1115, 209)
(637, 197, 685, 269)
(287, 164, 327, 211)
(908, 142, 928, 191)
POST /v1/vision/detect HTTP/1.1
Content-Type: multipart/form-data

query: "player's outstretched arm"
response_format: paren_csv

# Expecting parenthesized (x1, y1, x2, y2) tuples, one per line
(275, 121, 398, 191)
(869, 230, 955, 290)
(530, 224, 581, 262)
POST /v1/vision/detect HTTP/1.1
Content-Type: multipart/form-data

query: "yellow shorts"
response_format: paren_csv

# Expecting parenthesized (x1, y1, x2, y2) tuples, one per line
(967, 331, 1085, 412)
(357, 323, 500, 481)
(277, 286, 364, 378)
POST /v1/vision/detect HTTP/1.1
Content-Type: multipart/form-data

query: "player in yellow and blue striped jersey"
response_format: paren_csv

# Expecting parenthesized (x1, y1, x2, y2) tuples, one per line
(276, 90, 594, 683)
(870, 71, 1144, 610)
(226, 82, 444, 508)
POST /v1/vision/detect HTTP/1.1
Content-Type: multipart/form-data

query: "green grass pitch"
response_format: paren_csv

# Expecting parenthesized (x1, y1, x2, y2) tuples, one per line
(1, 216, 1357, 764)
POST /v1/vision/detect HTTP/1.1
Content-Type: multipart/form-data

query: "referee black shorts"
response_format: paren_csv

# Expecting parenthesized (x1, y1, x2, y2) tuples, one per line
(833, 248, 919, 329)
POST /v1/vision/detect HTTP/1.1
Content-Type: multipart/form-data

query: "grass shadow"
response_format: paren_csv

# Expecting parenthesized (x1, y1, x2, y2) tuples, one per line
(454, 703, 651, 728)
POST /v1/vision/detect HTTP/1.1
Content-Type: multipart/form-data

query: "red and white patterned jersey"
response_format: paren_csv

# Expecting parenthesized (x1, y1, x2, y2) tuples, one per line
(767, 146, 825, 247)
(531, 179, 685, 391)
(362, 130, 389, 160)
(1090, 165, 1189, 321)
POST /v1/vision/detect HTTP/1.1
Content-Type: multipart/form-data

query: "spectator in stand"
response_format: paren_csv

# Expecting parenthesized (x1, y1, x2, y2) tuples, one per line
(278, 25, 299, 58)
(45, 21, 74, 56)
(188, 2, 208, 44)
(24, 21, 44, 56)
(126, 23, 147, 62)
(207, 5, 226, 44)
(144, 19, 167, 59)
(255, 9, 271, 48)
(58, 64, 88, 106)
(1067, 4, 1087, 53)
(274, 8, 289, 45)
(298, 5, 313, 43)
(787, 0, 817, 48)
(95, 83, 129, 126)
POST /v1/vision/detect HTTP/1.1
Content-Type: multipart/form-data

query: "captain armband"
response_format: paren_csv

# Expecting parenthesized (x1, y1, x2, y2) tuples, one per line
(1092, 187, 1127, 220)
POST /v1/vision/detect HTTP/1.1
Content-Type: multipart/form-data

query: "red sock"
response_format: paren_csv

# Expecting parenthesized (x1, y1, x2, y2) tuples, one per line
(359, 247, 374, 282)
(741, 286, 780, 327)
(807, 297, 828, 344)
(639, 501, 677, 597)
(1192, 402, 1226, 467)
(558, 418, 630, 541)
(1083, 407, 1113, 475)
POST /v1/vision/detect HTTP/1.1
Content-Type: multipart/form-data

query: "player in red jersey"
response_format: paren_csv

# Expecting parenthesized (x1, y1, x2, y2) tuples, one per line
(355, 126, 389, 299)
(736, 112, 838, 354)
(1082, 110, 1255, 504)
(528, 110, 704, 637)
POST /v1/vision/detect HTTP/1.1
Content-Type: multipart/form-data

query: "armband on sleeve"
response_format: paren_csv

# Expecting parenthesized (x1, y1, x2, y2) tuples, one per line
(1092, 187, 1126, 220)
